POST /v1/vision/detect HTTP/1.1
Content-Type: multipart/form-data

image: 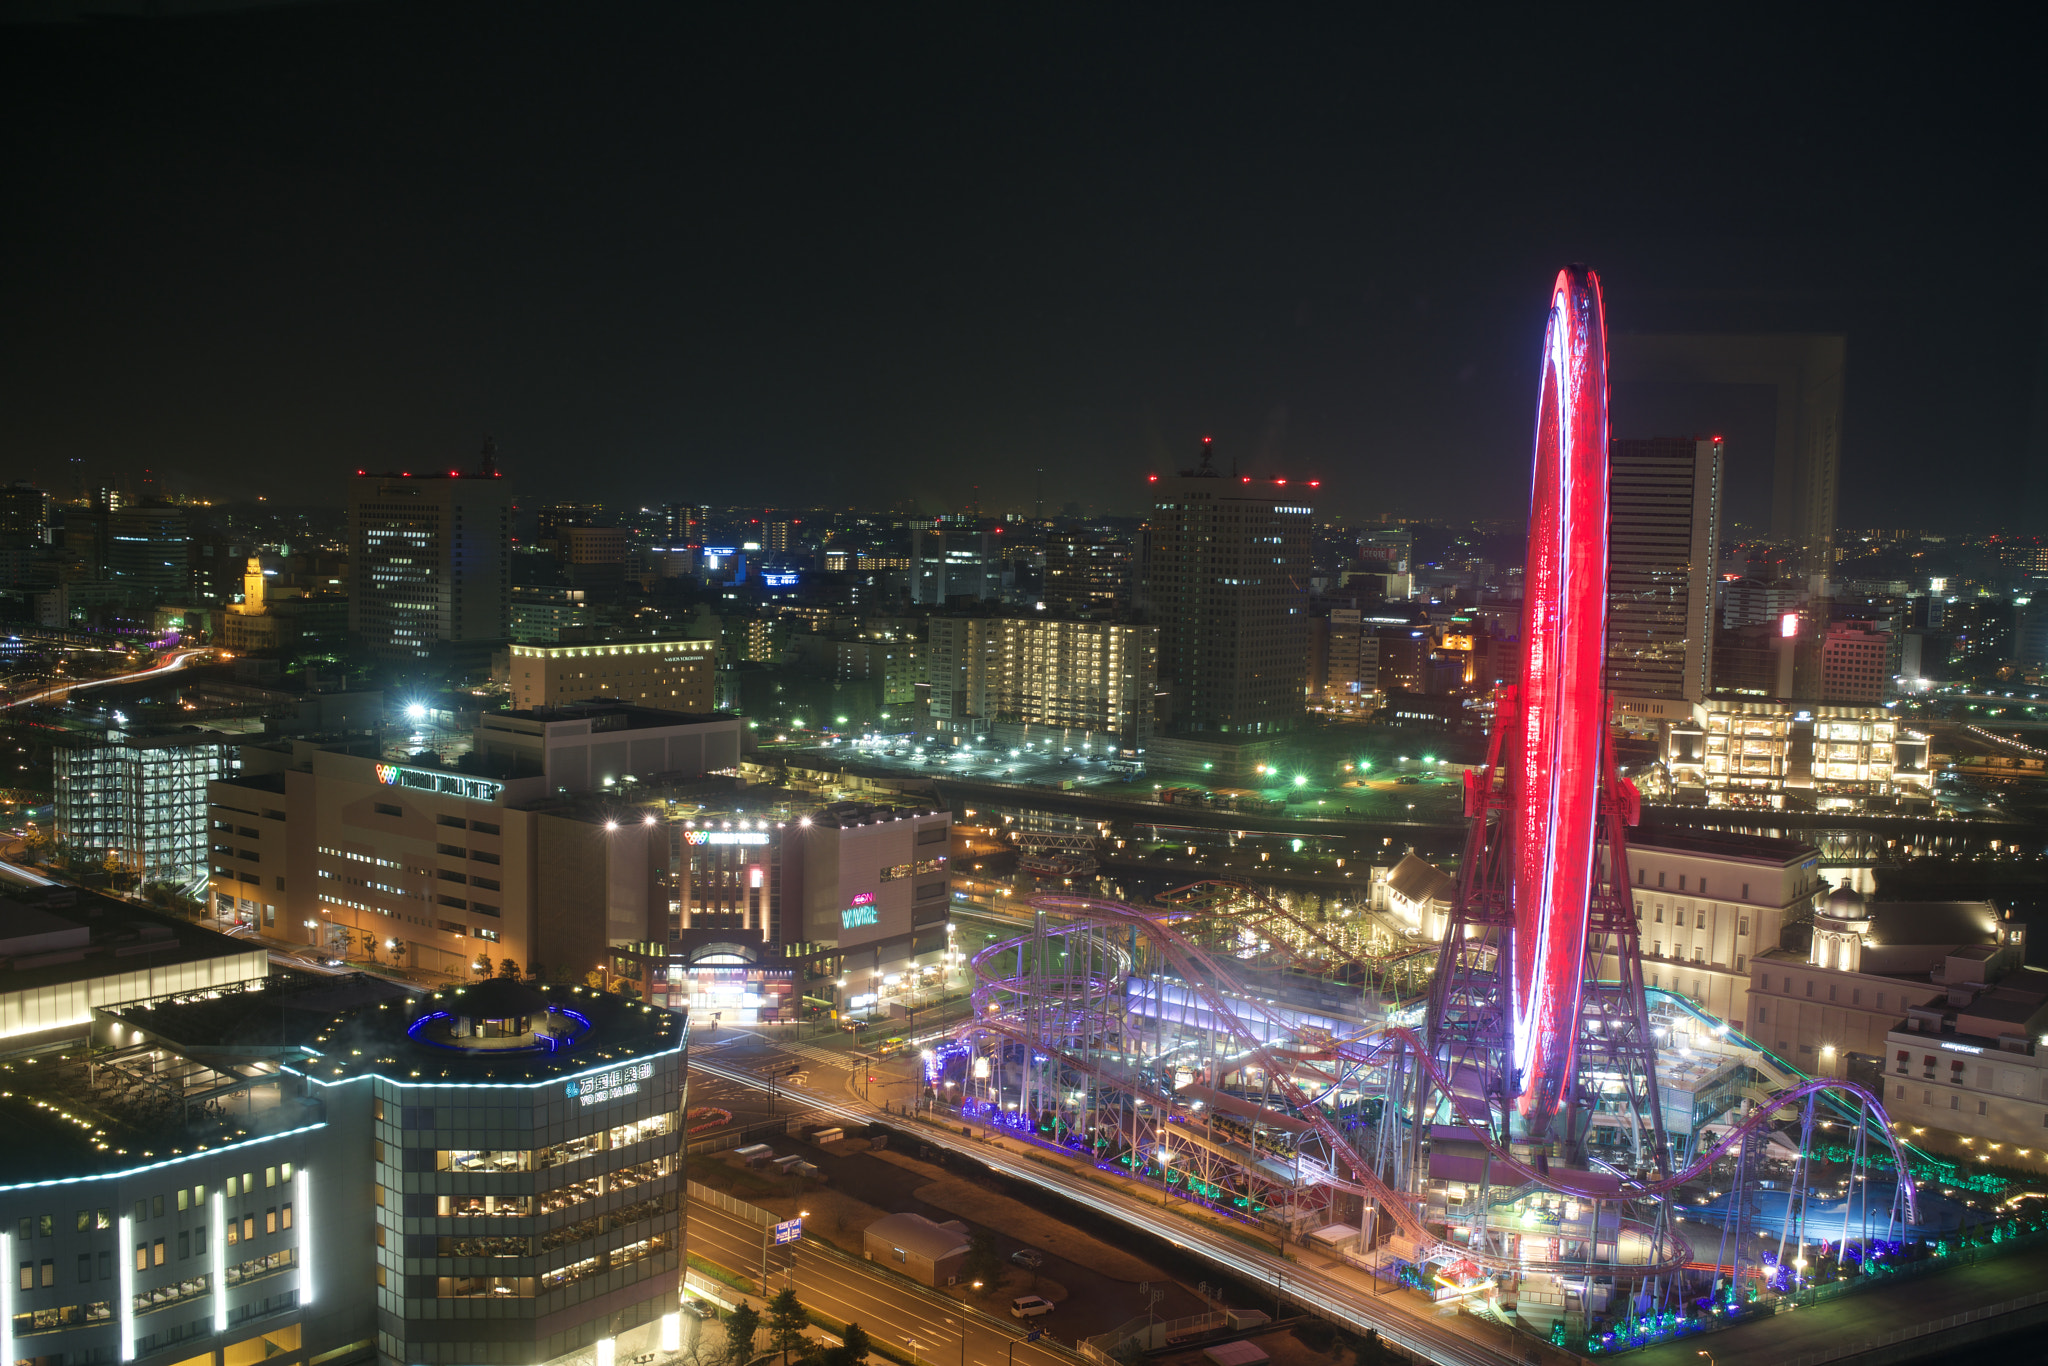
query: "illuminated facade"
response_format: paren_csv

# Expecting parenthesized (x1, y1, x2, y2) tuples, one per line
(925, 618, 1157, 753)
(0, 975, 685, 1366)
(507, 639, 718, 714)
(53, 728, 239, 891)
(1670, 699, 1930, 811)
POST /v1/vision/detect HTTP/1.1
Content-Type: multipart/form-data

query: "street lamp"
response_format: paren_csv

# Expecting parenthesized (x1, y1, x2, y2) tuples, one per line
(1157, 1148, 1175, 1207)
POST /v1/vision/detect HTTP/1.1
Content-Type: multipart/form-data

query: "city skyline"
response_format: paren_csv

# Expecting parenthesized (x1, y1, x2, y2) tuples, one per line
(1, 7, 2044, 529)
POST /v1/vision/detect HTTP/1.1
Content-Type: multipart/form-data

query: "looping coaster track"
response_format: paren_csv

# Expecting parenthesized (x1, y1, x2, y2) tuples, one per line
(951, 894, 1918, 1277)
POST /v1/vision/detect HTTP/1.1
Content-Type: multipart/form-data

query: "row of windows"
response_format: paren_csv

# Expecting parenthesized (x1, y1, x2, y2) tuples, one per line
(423, 1232, 672, 1298)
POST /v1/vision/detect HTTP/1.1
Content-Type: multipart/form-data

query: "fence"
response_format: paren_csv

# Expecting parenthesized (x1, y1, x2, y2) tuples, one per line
(1777, 1286, 2048, 1366)
(688, 1180, 775, 1227)
(687, 1117, 793, 1158)
(1082, 1311, 1228, 1358)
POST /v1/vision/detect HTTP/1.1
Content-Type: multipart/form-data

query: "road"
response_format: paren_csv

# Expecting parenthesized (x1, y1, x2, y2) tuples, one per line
(1, 647, 209, 709)
(690, 1198, 1071, 1366)
(689, 1052, 1527, 1366)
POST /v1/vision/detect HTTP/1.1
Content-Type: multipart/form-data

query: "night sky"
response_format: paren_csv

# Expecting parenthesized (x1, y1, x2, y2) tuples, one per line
(2, 3, 2043, 528)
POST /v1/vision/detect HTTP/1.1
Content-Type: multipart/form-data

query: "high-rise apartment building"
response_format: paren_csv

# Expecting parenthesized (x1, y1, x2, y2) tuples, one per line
(1144, 462, 1312, 735)
(1606, 437, 1723, 705)
(347, 449, 511, 664)
(926, 617, 1158, 752)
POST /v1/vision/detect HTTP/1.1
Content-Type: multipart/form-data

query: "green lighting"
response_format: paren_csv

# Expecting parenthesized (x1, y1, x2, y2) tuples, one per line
(1293, 775, 1308, 787)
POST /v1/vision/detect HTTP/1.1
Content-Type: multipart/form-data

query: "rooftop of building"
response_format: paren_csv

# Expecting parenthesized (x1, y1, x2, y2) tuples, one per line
(507, 638, 716, 656)
(0, 889, 265, 997)
(1385, 852, 1455, 904)
(864, 1211, 971, 1259)
(1630, 825, 1820, 866)
(802, 800, 946, 829)
(280, 978, 682, 1087)
(0, 971, 406, 1186)
(480, 702, 735, 732)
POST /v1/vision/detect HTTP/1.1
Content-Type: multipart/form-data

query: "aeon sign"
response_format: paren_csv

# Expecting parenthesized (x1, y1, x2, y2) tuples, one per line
(841, 893, 879, 929)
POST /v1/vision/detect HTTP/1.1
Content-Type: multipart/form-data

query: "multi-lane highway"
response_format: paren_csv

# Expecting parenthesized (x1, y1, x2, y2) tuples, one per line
(1, 647, 209, 710)
(691, 1196, 1072, 1366)
(689, 1049, 1528, 1366)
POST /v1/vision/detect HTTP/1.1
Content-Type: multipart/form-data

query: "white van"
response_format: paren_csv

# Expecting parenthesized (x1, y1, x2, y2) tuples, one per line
(1010, 1296, 1054, 1319)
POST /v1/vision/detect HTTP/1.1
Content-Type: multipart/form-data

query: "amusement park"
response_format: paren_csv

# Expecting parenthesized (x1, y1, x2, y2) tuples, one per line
(900, 270, 2048, 1356)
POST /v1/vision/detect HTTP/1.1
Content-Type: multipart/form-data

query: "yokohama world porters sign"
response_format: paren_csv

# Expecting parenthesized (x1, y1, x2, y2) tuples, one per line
(374, 762, 504, 803)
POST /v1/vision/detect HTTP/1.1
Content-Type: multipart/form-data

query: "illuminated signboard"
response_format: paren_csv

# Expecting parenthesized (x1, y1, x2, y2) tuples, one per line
(565, 1060, 654, 1107)
(683, 830, 770, 845)
(374, 763, 503, 804)
(842, 892, 878, 929)
(763, 573, 799, 587)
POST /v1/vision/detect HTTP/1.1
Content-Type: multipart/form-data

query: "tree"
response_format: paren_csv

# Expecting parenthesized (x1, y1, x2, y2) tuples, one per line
(961, 1228, 1002, 1292)
(526, 961, 548, 984)
(498, 958, 520, 980)
(723, 1300, 761, 1366)
(473, 952, 493, 976)
(824, 1323, 871, 1366)
(766, 1287, 807, 1364)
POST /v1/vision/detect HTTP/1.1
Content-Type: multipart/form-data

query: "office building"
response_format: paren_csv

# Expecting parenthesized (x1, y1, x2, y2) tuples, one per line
(508, 585, 590, 644)
(107, 504, 192, 603)
(1356, 527, 1411, 574)
(1041, 531, 1134, 618)
(1719, 577, 1807, 632)
(0, 972, 686, 1366)
(1606, 437, 1723, 706)
(347, 450, 511, 665)
(909, 529, 996, 605)
(505, 639, 718, 715)
(53, 728, 240, 891)
(925, 617, 1158, 753)
(1144, 459, 1313, 735)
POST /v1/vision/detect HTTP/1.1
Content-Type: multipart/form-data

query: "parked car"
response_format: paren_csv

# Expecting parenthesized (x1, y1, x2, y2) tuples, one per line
(1010, 1249, 1044, 1269)
(1010, 1296, 1054, 1319)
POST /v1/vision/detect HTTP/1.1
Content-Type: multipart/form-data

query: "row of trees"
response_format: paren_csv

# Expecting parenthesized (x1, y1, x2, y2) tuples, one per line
(709, 1290, 870, 1366)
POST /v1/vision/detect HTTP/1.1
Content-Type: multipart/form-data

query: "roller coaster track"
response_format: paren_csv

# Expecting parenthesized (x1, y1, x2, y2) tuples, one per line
(962, 892, 1920, 1278)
